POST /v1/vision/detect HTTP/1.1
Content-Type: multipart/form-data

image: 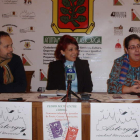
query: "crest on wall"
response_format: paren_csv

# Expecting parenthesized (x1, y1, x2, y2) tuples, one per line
(2, 24, 17, 35)
(134, 0, 140, 3)
(24, 0, 32, 4)
(7, 27, 13, 33)
(51, 0, 95, 34)
(20, 39, 35, 50)
(24, 42, 31, 48)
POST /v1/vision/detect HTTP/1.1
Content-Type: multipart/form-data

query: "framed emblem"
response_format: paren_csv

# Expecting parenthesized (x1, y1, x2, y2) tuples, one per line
(51, 0, 95, 34)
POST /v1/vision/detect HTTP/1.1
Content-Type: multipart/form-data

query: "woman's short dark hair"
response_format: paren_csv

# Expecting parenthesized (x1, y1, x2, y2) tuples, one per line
(124, 34, 140, 49)
(0, 31, 10, 45)
(55, 35, 79, 62)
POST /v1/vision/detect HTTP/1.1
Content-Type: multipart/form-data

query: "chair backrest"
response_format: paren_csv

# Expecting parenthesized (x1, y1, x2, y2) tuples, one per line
(25, 71, 34, 93)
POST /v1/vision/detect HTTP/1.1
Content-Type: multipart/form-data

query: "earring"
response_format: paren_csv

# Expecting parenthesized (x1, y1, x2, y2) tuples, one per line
(62, 54, 65, 56)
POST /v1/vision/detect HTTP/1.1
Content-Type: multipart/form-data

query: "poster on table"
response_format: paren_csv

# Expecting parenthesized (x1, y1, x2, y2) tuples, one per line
(90, 103, 140, 140)
(0, 102, 32, 140)
(43, 102, 81, 140)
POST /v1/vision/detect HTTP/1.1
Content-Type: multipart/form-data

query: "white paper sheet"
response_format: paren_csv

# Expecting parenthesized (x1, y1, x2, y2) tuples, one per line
(0, 102, 32, 139)
(42, 90, 66, 96)
(89, 93, 140, 103)
(90, 103, 140, 140)
(0, 93, 40, 101)
(43, 102, 81, 140)
(26, 95, 62, 102)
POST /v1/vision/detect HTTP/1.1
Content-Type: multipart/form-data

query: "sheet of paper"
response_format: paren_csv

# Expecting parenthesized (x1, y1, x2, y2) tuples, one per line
(44, 90, 57, 94)
(26, 94, 62, 102)
(57, 90, 67, 96)
(89, 93, 140, 103)
(42, 90, 66, 96)
(90, 93, 112, 102)
(109, 94, 140, 103)
(0, 102, 32, 139)
(41, 94, 57, 97)
(91, 103, 140, 140)
(0, 93, 40, 101)
(43, 102, 81, 140)
(111, 94, 140, 100)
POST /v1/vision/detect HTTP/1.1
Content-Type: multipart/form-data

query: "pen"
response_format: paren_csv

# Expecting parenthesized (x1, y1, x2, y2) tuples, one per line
(8, 98, 23, 101)
(38, 95, 48, 99)
(90, 98, 101, 102)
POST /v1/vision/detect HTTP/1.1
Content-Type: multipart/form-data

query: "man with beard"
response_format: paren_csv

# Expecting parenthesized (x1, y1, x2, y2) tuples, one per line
(0, 31, 27, 93)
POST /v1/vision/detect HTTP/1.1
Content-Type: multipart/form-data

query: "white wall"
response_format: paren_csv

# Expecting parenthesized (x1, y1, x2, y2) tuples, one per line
(0, 0, 140, 92)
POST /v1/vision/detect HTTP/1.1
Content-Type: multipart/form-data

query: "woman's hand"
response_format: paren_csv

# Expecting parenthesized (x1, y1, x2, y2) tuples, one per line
(134, 80, 140, 87)
(130, 84, 140, 93)
(123, 84, 140, 94)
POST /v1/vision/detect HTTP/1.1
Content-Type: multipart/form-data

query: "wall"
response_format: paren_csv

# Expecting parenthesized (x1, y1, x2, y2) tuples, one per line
(0, 0, 140, 92)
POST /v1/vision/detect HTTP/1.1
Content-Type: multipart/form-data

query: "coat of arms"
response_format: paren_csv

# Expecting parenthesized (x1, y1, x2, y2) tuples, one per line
(24, 42, 31, 48)
(51, 0, 95, 34)
(7, 27, 13, 33)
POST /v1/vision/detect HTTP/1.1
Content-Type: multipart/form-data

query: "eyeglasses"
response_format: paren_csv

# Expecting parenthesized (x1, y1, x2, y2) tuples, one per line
(128, 44, 140, 50)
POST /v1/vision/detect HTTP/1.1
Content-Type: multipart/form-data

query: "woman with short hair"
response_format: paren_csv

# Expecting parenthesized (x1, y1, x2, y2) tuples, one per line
(46, 35, 93, 93)
(108, 34, 140, 94)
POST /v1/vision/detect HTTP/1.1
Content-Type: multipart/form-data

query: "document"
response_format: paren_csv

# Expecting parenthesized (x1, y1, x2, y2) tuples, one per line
(0, 102, 32, 139)
(43, 102, 81, 140)
(91, 103, 140, 140)
(41, 90, 66, 96)
(0, 93, 40, 101)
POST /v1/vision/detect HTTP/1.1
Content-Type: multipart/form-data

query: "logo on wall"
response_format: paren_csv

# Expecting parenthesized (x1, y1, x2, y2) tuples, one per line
(131, 9, 140, 21)
(20, 10, 35, 19)
(2, 0, 18, 4)
(51, 0, 95, 34)
(24, 0, 32, 4)
(2, 24, 17, 35)
(22, 54, 32, 66)
(115, 39, 121, 50)
(133, 0, 140, 5)
(2, 11, 18, 18)
(114, 25, 123, 35)
(111, 12, 126, 18)
(40, 69, 47, 81)
(20, 26, 35, 33)
(44, 36, 102, 44)
(129, 27, 140, 33)
(113, 0, 124, 5)
(20, 39, 35, 50)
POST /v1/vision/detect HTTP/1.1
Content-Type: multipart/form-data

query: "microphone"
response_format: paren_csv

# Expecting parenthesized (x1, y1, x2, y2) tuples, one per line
(66, 68, 75, 81)
(61, 66, 81, 100)
(67, 75, 72, 81)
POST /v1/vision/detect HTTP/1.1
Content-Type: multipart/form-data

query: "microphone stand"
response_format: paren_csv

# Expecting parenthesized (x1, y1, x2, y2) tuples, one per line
(61, 79, 81, 101)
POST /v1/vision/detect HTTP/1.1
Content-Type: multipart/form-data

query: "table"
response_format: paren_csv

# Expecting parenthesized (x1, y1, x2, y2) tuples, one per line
(0, 101, 91, 140)
(1, 94, 140, 140)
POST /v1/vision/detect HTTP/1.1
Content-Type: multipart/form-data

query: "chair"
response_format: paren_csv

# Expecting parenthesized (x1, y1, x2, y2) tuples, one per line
(25, 71, 34, 92)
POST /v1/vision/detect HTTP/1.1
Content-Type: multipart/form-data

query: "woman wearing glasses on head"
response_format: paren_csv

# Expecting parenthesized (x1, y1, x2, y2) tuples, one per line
(108, 34, 140, 94)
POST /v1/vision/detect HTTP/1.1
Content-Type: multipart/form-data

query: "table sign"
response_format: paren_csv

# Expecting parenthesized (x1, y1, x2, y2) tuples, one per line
(0, 102, 32, 140)
(43, 102, 81, 140)
(90, 103, 140, 140)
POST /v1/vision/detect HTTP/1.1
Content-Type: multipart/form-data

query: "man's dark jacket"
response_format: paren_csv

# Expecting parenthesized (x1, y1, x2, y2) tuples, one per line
(0, 54, 27, 93)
